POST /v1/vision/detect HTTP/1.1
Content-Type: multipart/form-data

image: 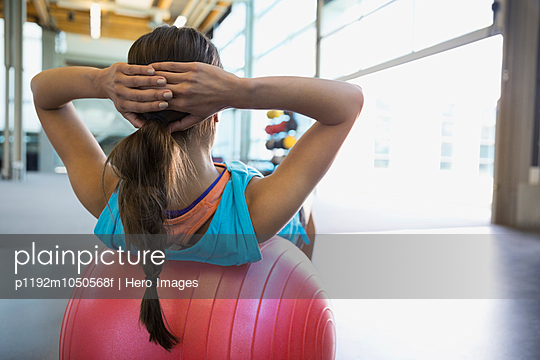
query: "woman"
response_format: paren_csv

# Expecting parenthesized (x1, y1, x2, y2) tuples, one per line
(31, 26, 363, 350)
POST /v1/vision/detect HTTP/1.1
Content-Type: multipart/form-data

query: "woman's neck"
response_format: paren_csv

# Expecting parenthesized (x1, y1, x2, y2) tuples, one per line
(171, 147, 220, 210)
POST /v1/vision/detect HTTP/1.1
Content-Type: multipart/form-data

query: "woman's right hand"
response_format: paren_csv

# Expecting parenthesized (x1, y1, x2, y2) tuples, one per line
(99, 62, 174, 127)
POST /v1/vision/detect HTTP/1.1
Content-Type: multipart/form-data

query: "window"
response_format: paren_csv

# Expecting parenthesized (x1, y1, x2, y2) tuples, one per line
(441, 122, 453, 137)
(441, 142, 454, 157)
(0, 21, 42, 171)
(375, 138, 390, 155)
(440, 161, 452, 170)
(320, 0, 494, 79)
(374, 159, 390, 168)
(479, 145, 494, 160)
(317, 35, 503, 208)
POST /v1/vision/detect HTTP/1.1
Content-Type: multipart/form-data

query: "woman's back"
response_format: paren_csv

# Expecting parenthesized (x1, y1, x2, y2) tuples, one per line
(96, 160, 309, 265)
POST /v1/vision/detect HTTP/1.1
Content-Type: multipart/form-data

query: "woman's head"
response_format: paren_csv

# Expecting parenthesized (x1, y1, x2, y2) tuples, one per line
(128, 25, 222, 68)
(105, 26, 223, 351)
(128, 25, 222, 143)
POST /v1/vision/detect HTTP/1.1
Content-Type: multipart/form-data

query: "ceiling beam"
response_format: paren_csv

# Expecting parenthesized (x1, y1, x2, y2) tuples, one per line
(0, 2, 154, 40)
(181, 0, 200, 19)
(31, 0, 51, 28)
(192, 0, 218, 29)
(0, 1, 230, 40)
(157, 0, 174, 10)
(186, 0, 207, 27)
(200, 1, 231, 34)
(55, 1, 170, 20)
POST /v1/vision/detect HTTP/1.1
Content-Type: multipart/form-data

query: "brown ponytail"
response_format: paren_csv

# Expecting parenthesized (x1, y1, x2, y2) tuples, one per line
(104, 25, 222, 351)
(106, 115, 194, 350)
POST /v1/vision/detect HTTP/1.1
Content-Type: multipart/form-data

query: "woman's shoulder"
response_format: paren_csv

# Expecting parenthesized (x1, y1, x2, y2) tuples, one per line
(224, 160, 263, 182)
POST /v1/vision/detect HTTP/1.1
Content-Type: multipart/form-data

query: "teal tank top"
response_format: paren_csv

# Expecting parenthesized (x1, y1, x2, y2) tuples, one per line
(94, 160, 309, 266)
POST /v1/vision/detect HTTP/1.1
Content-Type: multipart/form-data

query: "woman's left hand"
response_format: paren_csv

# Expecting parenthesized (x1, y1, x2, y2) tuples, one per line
(151, 62, 240, 132)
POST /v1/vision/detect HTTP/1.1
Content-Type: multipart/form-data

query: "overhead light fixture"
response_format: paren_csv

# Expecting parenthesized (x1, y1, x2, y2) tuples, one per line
(174, 15, 187, 28)
(90, 2, 101, 39)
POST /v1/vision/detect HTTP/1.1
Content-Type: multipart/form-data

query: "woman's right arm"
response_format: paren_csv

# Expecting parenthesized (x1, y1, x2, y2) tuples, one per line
(152, 62, 364, 237)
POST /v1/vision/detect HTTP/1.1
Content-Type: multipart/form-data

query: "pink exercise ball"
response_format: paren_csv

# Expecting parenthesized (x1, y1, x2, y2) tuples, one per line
(59, 237, 336, 359)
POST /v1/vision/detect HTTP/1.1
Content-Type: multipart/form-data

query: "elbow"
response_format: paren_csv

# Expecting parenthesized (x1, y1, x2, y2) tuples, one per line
(346, 83, 364, 125)
(30, 72, 40, 95)
(30, 73, 43, 108)
(31, 71, 60, 112)
(353, 84, 364, 120)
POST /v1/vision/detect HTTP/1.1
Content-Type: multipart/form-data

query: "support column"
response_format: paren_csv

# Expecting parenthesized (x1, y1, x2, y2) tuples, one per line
(12, 0, 26, 180)
(492, 0, 540, 226)
(533, 3, 540, 178)
(315, 0, 323, 78)
(38, 29, 57, 173)
(2, 0, 26, 180)
(2, 0, 12, 179)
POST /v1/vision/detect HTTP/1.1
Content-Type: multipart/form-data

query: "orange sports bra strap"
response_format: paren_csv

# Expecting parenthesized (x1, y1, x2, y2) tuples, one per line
(165, 167, 230, 248)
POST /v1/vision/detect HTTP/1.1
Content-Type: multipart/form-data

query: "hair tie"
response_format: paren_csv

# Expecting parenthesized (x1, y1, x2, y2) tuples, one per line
(145, 274, 160, 288)
(144, 113, 169, 125)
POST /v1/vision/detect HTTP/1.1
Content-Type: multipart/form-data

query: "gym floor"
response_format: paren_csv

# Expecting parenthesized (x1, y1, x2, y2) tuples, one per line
(1, 173, 540, 359)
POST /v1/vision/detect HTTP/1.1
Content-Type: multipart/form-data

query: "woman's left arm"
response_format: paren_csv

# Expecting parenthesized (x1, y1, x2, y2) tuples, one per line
(31, 64, 171, 218)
